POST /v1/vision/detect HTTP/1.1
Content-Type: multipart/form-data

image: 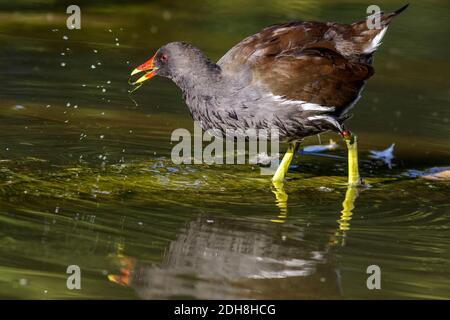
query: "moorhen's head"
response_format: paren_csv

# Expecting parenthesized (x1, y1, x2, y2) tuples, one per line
(130, 42, 220, 87)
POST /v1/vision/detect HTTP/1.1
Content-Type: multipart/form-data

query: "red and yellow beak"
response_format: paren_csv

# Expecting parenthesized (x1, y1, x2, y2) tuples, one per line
(130, 54, 158, 85)
(107, 256, 136, 286)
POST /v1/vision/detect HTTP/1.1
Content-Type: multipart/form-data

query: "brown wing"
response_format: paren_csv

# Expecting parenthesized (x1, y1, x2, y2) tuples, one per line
(218, 21, 334, 70)
(218, 21, 374, 112)
(252, 47, 374, 110)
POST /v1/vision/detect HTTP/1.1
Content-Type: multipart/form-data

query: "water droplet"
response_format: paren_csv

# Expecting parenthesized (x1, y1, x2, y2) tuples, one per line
(60, 62, 66, 67)
(90, 64, 96, 69)
(62, 35, 68, 40)
(162, 11, 172, 20)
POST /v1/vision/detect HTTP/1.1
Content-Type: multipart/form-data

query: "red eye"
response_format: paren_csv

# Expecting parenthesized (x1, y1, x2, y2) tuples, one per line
(161, 54, 168, 62)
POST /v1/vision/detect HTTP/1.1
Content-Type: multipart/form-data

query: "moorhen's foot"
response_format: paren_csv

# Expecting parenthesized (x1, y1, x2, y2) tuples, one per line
(271, 142, 300, 183)
(341, 131, 363, 187)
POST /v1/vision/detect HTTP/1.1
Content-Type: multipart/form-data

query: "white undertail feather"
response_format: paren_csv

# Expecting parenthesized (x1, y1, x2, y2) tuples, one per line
(364, 26, 388, 53)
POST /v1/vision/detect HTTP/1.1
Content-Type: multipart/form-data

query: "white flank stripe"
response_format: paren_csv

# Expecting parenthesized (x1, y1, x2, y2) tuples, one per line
(266, 93, 335, 112)
(300, 103, 334, 112)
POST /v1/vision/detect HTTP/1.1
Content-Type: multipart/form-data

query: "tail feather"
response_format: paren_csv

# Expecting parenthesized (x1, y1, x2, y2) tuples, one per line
(381, 4, 410, 25)
(352, 4, 409, 54)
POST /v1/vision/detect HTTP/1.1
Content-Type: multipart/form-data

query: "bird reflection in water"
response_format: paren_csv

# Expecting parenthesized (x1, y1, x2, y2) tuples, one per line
(272, 176, 360, 248)
(107, 180, 360, 299)
(270, 181, 289, 223)
(336, 186, 359, 245)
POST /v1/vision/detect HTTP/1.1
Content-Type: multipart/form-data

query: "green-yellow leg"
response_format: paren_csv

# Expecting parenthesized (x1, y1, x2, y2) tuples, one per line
(272, 142, 299, 184)
(329, 130, 362, 245)
(343, 132, 362, 186)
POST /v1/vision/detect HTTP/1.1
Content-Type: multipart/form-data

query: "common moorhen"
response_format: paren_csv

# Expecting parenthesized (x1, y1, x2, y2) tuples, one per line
(131, 5, 408, 185)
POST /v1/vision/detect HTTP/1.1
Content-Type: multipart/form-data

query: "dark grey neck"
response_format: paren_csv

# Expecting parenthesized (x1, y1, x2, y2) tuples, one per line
(169, 58, 225, 99)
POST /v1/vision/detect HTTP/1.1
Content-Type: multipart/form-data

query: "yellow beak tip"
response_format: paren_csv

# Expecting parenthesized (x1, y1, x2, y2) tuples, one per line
(130, 68, 141, 76)
(133, 74, 149, 85)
